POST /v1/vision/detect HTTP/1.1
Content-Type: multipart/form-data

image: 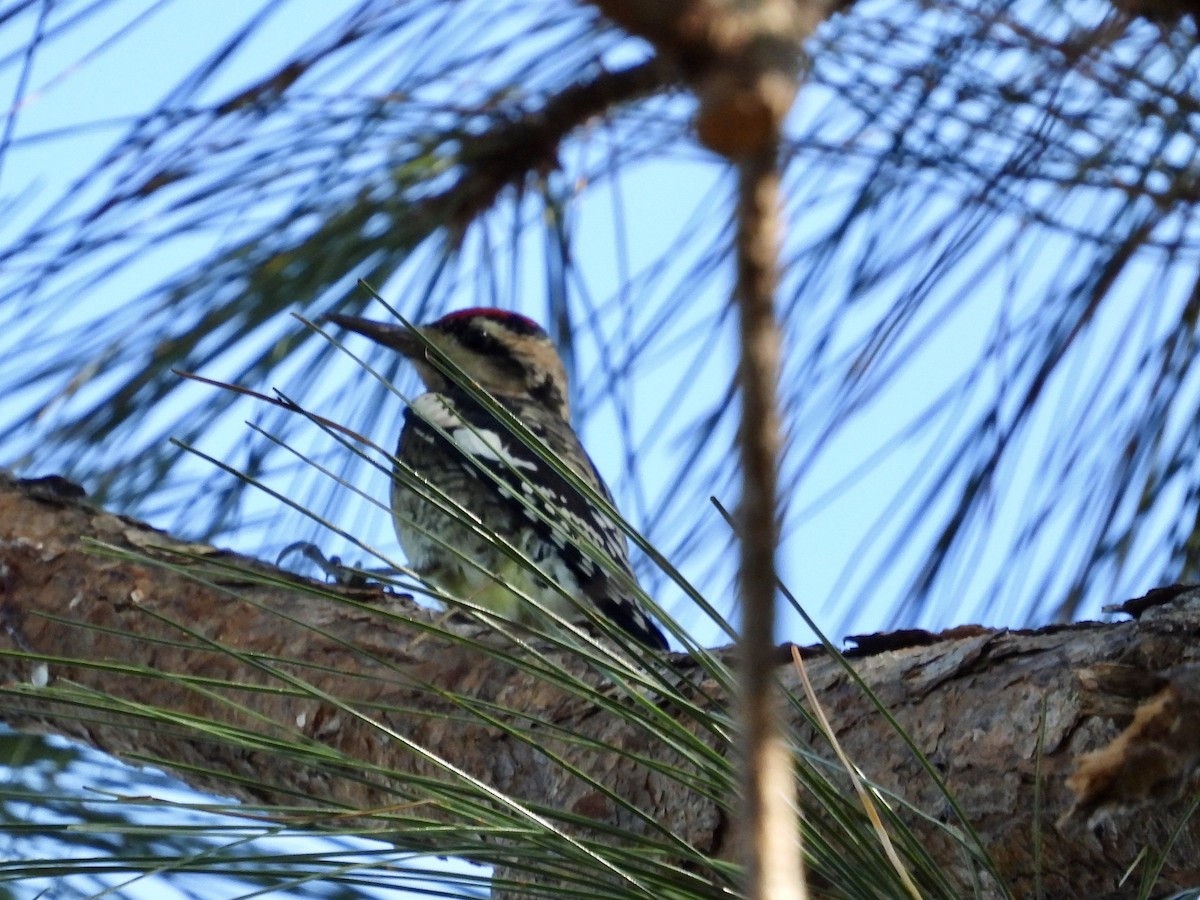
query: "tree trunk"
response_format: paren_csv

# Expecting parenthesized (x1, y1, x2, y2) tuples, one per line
(1, 472, 1198, 897)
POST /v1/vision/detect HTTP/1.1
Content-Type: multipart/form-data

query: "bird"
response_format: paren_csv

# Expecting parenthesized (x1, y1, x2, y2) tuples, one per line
(325, 307, 669, 650)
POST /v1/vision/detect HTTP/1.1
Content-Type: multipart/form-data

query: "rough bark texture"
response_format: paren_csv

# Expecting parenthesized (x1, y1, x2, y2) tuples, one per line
(3, 472, 1200, 897)
(0, 474, 723, 860)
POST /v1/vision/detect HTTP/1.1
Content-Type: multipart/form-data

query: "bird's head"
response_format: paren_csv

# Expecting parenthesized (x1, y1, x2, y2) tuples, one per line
(326, 308, 571, 419)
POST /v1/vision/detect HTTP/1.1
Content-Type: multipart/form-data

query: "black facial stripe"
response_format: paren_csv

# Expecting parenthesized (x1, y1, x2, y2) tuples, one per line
(528, 373, 566, 414)
(435, 320, 525, 377)
(452, 322, 504, 356)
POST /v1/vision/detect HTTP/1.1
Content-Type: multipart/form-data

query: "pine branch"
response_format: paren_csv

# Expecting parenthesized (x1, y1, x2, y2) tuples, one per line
(4, 473, 1200, 896)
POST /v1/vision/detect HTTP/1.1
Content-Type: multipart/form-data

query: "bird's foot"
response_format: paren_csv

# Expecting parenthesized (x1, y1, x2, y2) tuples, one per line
(276, 541, 386, 588)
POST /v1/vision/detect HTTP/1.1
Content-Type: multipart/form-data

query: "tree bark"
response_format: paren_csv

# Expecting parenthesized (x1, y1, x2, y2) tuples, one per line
(2, 471, 1199, 898)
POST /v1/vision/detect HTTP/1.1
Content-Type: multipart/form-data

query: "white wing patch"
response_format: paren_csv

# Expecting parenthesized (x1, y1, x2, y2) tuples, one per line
(411, 393, 536, 472)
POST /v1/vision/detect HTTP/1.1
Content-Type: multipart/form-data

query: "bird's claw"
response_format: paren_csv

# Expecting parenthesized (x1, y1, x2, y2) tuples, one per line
(276, 541, 372, 588)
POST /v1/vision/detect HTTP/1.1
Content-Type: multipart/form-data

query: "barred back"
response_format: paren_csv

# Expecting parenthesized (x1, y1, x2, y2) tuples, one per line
(392, 388, 668, 650)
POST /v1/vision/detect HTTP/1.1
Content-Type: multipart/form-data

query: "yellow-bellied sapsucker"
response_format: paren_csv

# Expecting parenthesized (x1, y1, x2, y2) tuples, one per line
(327, 308, 668, 650)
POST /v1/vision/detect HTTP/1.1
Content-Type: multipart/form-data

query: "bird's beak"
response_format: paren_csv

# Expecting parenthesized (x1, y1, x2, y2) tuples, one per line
(324, 313, 423, 357)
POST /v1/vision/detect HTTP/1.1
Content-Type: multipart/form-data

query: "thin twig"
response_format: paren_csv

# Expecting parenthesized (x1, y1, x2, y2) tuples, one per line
(736, 145, 804, 900)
